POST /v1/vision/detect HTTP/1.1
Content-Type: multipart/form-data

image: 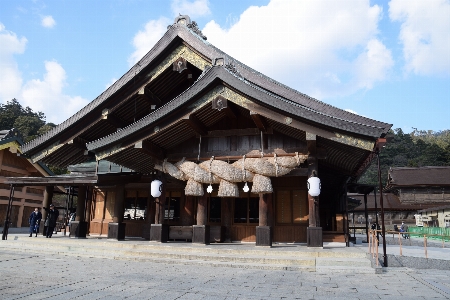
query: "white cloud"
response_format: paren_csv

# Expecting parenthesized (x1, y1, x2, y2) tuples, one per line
(171, 0, 211, 18)
(0, 24, 88, 125)
(203, 0, 393, 100)
(389, 0, 450, 76)
(0, 23, 27, 102)
(20, 61, 89, 124)
(41, 15, 56, 28)
(128, 17, 171, 67)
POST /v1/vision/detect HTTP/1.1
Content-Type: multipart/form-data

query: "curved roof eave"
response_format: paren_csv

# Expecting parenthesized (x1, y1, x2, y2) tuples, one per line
(22, 17, 392, 155)
(20, 24, 190, 154)
(87, 66, 388, 153)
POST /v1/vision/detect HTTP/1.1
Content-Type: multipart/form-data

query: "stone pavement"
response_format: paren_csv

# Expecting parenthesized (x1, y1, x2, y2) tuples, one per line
(1, 248, 450, 300)
(1, 235, 450, 299)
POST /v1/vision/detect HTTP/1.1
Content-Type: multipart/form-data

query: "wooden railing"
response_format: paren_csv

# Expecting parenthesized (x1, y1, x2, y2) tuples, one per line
(368, 229, 449, 266)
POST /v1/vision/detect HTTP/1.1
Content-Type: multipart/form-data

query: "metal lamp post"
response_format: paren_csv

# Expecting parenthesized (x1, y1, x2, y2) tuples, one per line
(375, 148, 388, 267)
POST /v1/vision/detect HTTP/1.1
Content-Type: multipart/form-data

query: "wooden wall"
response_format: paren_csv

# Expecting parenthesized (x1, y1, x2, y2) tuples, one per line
(230, 225, 256, 242)
(0, 148, 45, 227)
(167, 124, 306, 157)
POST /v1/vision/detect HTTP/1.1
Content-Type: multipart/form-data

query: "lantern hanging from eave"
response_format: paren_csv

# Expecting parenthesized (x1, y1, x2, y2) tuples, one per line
(307, 177, 321, 197)
(151, 180, 163, 198)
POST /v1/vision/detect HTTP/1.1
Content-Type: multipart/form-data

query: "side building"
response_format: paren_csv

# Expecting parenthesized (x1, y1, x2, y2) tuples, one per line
(0, 129, 53, 228)
(384, 166, 450, 228)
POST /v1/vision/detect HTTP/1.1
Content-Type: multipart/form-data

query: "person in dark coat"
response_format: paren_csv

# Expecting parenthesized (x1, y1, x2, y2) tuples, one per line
(28, 208, 42, 237)
(43, 204, 59, 238)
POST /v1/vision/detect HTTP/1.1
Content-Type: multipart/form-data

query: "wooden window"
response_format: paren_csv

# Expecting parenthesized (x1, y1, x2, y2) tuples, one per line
(276, 189, 308, 224)
(124, 190, 148, 220)
(165, 191, 181, 222)
(233, 196, 259, 224)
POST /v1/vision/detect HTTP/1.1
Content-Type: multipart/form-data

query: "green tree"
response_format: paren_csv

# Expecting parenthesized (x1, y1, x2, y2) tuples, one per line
(13, 115, 45, 142)
(0, 98, 47, 141)
(37, 123, 56, 136)
(359, 128, 450, 186)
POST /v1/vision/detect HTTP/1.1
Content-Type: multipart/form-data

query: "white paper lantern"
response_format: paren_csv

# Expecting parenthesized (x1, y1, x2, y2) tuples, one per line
(151, 180, 163, 198)
(307, 177, 321, 197)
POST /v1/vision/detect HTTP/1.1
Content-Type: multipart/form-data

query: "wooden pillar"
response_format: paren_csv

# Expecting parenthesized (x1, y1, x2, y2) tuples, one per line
(148, 196, 155, 225)
(259, 193, 268, 226)
(40, 186, 53, 235)
(364, 193, 369, 243)
(150, 176, 167, 242)
(256, 193, 272, 246)
(142, 194, 153, 240)
(108, 185, 125, 240)
(196, 194, 207, 226)
(155, 197, 161, 224)
(42, 186, 53, 221)
(307, 133, 322, 247)
(85, 187, 92, 235)
(154, 174, 166, 224)
(307, 145, 318, 227)
(113, 185, 124, 223)
(193, 193, 209, 244)
(75, 186, 87, 222)
(71, 185, 88, 238)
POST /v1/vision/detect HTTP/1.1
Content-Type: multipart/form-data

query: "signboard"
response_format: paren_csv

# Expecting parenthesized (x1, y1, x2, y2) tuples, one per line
(414, 214, 423, 227)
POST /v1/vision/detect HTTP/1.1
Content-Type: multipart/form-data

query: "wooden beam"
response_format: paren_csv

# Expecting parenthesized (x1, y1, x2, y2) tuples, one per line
(138, 87, 162, 106)
(240, 97, 375, 151)
(250, 111, 267, 132)
(221, 105, 237, 119)
(134, 140, 165, 160)
(166, 150, 307, 162)
(182, 114, 207, 136)
(206, 128, 272, 138)
(67, 137, 88, 150)
(101, 109, 127, 129)
(281, 168, 308, 177)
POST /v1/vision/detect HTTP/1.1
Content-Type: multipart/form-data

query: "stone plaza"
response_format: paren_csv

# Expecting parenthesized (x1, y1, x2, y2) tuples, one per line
(1, 234, 450, 299)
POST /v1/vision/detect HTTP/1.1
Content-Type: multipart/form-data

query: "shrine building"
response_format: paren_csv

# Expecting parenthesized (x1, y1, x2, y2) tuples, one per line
(6, 15, 392, 247)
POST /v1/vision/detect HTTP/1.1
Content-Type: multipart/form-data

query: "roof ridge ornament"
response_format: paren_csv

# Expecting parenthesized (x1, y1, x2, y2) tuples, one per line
(224, 62, 243, 79)
(174, 15, 207, 40)
(187, 21, 207, 40)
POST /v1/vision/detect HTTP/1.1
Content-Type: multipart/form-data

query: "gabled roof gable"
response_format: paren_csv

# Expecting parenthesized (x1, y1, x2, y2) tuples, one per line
(21, 15, 391, 166)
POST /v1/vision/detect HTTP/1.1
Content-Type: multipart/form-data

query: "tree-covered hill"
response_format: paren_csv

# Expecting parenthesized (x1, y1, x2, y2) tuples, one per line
(0, 98, 68, 174)
(0, 98, 55, 142)
(359, 128, 450, 186)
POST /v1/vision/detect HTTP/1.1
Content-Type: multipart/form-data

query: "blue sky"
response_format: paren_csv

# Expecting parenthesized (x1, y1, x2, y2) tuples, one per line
(1, 0, 449, 133)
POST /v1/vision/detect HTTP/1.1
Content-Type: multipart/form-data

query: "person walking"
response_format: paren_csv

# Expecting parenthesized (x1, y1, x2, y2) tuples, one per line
(401, 222, 409, 239)
(28, 208, 42, 237)
(43, 204, 59, 238)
